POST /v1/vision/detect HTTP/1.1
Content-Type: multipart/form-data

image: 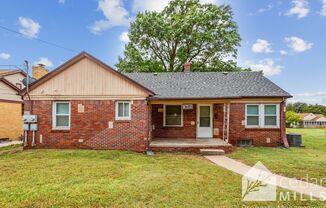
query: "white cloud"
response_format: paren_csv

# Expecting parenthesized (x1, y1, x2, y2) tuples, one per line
(119, 32, 130, 43)
(257, 3, 273, 13)
(285, 36, 313, 52)
(249, 3, 273, 15)
(321, 0, 326, 16)
(132, 0, 218, 12)
(58, 0, 65, 4)
(280, 50, 288, 55)
(18, 17, 41, 38)
(251, 39, 273, 53)
(199, 0, 219, 4)
(91, 0, 130, 34)
(286, 0, 310, 19)
(290, 91, 326, 105)
(33, 57, 53, 68)
(248, 59, 282, 76)
(132, 0, 170, 12)
(0, 52, 11, 60)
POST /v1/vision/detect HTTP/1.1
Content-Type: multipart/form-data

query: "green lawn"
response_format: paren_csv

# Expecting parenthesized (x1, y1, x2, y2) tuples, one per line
(230, 128, 326, 187)
(0, 144, 23, 152)
(0, 149, 324, 207)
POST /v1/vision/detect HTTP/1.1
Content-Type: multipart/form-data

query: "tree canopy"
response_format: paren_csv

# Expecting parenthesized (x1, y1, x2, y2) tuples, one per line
(287, 102, 326, 116)
(116, 0, 244, 72)
(286, 111, 302, 127)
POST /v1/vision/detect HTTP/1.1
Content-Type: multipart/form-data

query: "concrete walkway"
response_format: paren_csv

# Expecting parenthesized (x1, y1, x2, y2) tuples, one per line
(0, 141, 22, 148)
(205, 156, 326, 200)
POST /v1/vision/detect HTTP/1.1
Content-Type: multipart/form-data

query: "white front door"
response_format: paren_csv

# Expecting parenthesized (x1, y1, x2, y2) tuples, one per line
(197, 104, 213, 138)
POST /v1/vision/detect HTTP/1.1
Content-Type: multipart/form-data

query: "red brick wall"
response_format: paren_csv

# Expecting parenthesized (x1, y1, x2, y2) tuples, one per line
(152, 104, 196, 138)
(151, 103, 284, 147)
(24, 100, 149, 151)
(229, 103, 284, 146)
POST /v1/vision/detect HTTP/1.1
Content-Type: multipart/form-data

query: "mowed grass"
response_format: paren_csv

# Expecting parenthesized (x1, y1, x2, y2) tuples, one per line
(230, 128, 326, 186)
(0, 149, 324, 207)
(0, 144, 22, 152)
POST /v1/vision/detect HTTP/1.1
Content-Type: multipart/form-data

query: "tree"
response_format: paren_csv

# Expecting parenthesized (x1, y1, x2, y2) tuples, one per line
(287, 102, 308, 113)
(287, 102, 326, 116)
(286, 111, 302, 127)
(117, 0, 243, 72)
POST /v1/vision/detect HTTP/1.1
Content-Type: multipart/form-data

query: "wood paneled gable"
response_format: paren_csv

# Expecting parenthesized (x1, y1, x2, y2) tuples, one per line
(27, 52, 154, 100)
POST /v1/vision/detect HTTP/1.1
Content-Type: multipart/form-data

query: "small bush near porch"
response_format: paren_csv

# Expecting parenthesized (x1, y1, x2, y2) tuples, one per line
(0, 146, 325, 207)
(230, 128, 326, 187)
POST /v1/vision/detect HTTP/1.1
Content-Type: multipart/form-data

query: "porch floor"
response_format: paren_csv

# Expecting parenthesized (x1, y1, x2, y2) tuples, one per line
(150, 138, 231, 148)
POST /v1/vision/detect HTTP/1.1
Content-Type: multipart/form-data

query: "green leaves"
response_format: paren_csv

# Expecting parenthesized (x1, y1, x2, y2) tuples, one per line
(286, 111, 302, 126)
(117, 0, 243, 72)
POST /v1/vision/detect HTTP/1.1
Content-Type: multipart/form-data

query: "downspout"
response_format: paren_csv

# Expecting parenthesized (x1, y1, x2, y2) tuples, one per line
(281, 98, 289, 148)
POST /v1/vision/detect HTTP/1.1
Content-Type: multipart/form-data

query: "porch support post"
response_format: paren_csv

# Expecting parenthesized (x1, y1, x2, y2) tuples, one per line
(226, 103, 230, 143)
(222, 103, 230, 143)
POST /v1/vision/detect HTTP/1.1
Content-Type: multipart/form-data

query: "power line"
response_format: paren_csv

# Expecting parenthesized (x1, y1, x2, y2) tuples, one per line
(0, 25, 80, 54)
(0, 64, 24, 70)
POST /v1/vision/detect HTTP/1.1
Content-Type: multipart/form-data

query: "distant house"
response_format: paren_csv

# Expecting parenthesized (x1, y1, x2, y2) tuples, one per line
(0, 65, 49, 141)
(0, 69, 25, 140)
(22, 52, 292, 152)
(298, 113, 326, 128)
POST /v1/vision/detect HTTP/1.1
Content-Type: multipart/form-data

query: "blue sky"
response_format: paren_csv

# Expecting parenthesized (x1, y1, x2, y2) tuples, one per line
(0, 0, 325, 104)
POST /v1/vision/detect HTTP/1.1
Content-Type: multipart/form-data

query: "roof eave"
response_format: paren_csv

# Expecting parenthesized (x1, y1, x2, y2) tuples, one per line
(147, 95, 293, 101)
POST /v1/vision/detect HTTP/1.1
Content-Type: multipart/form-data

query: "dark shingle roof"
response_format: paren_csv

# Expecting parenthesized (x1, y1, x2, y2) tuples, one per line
(125, 72, 292, 99)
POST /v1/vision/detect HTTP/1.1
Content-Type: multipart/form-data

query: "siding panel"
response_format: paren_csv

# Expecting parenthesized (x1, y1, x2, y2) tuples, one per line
(30, 58, 149, 100)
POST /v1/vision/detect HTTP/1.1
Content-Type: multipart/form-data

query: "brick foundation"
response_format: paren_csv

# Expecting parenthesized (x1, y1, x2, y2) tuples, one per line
(150, 146, 233, 154)
(24, 100, 149, 152)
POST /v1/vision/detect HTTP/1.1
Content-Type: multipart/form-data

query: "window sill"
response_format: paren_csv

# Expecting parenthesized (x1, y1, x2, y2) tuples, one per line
(51, 128, 70, 133)
(114, 120, 131, 123)
(245, 127, 280, 131)
(163, 125, 184, 128)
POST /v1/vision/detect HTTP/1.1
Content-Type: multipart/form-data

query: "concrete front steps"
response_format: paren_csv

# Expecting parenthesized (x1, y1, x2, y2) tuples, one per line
(149, 138, 233, 154)
(200, 149, 225, 155)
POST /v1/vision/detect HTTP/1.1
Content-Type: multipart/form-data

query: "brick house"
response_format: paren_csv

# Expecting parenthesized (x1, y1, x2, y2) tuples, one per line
(297, 113, 326, 128)
(22, 52, 292, 152)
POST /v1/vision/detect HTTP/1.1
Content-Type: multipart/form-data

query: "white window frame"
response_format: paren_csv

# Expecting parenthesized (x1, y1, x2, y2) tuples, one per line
(245, 104, 260, 128)
(115, 101, 131, 120)
(163, 104, 183, 127)
(53, 101, 71, 130)
(245, 104, 280, 128)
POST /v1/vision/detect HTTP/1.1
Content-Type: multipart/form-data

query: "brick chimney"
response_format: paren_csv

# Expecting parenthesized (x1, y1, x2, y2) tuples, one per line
(184, 62, 191, 73)
(32, 64, 49, 80)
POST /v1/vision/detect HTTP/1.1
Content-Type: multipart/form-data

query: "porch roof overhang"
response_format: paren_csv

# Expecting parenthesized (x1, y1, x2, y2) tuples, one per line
(147, 96, 288, 104)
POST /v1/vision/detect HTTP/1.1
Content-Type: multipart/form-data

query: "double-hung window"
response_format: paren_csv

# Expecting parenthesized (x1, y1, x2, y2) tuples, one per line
(164, 105, 183, 127)
(246, 104, 279, 128)
(246, 105, 260, 127)
(115, 101, 131, 120)
(53, 102, 70, 129)
(264, 105, 278, 127)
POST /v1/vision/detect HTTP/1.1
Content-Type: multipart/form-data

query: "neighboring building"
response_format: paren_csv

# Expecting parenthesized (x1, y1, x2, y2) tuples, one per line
(0, 69, 25, 140)
(0, 65, 49, 141)
(22, 52, 292, 152)
(298, 113, 326, 128)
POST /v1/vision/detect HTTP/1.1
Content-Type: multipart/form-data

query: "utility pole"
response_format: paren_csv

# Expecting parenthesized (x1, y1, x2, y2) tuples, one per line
(24, 60, 32, 114)
(24, 60, 29, 95)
